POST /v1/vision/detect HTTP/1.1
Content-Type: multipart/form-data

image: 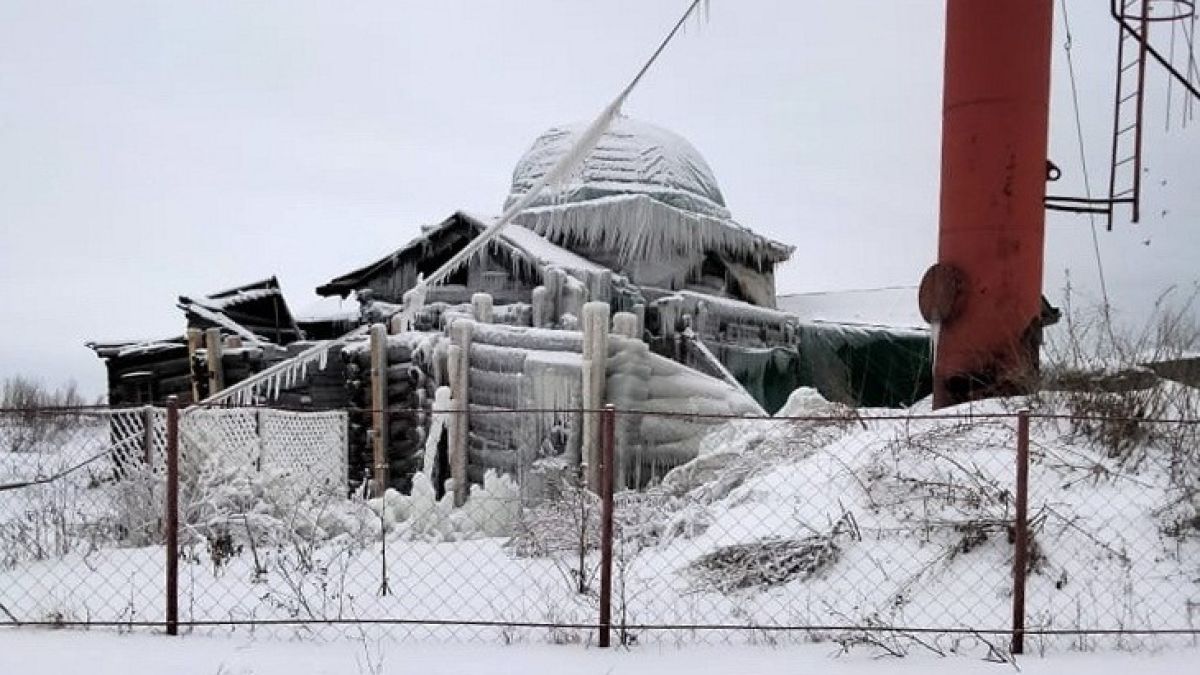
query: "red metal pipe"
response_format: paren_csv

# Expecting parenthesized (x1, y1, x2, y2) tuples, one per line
(927, 0, 1055, 408)
(165, 395, 180, 636)
(1011, 409, 1031, 655)
(598, 404, 616, 648)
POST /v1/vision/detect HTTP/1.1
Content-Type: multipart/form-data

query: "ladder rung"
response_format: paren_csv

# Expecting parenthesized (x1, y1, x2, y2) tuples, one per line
(1114, 155, 1137, 168)
(1121, 59, 1140, 73)
(1120, 90, 1140, 105)
(1113, 187, 1135, 198)
(1117, 122, 1139, 135)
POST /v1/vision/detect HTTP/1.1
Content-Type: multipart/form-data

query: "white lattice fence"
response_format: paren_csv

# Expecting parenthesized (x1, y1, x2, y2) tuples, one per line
(103, 406, 167, 472)
(259, 409, 348, 489)
(180, 408, 260, 470)
(179, 408, 347, 487)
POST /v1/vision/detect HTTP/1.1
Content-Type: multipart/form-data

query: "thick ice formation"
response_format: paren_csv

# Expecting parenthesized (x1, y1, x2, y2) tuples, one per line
(505, 117, 730, 219)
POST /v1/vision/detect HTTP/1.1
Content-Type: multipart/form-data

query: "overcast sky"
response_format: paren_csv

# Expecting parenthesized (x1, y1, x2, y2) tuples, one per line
(2, 1, 1197, 398)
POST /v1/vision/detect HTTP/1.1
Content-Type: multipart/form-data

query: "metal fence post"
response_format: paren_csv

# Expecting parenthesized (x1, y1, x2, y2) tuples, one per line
(1011, 409, 1030, 655)
(165, 395, 180, 636)
(598, 404, 616, 648)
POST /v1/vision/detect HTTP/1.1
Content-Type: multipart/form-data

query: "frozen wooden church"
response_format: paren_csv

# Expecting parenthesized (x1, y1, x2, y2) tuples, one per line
(89, 118, 931, 493)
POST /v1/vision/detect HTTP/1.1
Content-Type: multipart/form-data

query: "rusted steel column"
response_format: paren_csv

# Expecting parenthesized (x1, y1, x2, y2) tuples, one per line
(1011, 409, 1031, 655)
(369, 323, 390, 496)
(598, 404, 616, 648)
(164, 396, 180, 636)
(924, 0, 1055, 408)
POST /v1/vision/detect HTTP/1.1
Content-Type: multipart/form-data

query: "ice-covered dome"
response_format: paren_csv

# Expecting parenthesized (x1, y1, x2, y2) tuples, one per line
(504, 117, 731, 220)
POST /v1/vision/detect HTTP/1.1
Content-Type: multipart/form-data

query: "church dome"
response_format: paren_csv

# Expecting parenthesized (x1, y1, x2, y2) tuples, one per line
(504, 117, 730, 219)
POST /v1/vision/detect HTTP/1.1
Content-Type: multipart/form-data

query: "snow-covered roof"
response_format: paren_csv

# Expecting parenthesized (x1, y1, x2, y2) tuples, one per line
(506, 117, 729, 219)
(778, 287, 928, 331)
(486, 214, 608, 273)
(294, 294, 362, 323)
(86, 337, 186, 359)
(503, 117, 792, 267)
(317, 211, 607, 297)
(177, 276, 303, 346)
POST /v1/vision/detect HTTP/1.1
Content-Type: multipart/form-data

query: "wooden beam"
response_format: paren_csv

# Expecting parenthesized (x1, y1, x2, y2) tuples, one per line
(204, 328, 224, 395)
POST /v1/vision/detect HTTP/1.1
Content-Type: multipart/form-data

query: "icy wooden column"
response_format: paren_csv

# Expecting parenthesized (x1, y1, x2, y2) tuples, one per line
(611, 312, 638, 339)
(203, 328, 225, 395)
(388, 313, 406, 335)
(185, 328, 203, 401)
(369, 323, 390, 496)
(448, 318, 474, 506)
(581, 302, 610, 491)
(611, 311, 641, 490)
(471, 292, 494, 324)
(531, 286, 549, 327)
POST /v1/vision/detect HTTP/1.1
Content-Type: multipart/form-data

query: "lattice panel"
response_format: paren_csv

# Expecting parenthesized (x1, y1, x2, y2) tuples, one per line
(180, 408, 260, 471)
(259, 409, 348, 490)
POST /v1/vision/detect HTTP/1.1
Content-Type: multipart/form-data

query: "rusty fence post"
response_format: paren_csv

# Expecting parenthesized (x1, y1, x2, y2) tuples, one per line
(598, 404, 616, 648)
(165, 396, 180, 636)
(1011, 409, 1030, 655)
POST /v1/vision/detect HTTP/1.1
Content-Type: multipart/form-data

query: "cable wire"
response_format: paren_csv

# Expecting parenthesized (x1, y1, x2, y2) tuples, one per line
(1059, 0, 1115, 334)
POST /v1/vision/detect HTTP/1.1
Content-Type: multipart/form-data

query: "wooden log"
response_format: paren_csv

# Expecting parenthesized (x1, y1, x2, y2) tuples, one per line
(467, 343, 527, 373)
(114, 356, 193, 380)
(471, 324, 585, 352)
(204, 328, 225, 395)
(385, 363, 423, 384)
(468, 385, 520, 409)
(386, 343, 414, 363)
(369, 323, 389, 495)
(467, 435, 518, 472)
(466, 368, 522, 393)
(156, 374, 194, 397)
(386, 381, 416, 399)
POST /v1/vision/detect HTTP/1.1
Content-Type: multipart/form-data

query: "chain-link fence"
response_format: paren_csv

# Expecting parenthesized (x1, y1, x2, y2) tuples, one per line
(1, 403, 1197, 655)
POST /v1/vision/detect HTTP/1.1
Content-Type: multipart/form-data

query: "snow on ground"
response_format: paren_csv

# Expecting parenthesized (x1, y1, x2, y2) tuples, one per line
(2, 385, 1198, 658)
(1, 628, 1197, 675)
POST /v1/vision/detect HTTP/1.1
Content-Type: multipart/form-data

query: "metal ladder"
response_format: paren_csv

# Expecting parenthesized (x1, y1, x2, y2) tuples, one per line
(1106, 0, 1151, 229)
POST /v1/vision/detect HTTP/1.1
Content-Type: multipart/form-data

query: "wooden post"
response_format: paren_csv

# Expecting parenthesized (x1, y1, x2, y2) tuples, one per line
(185, 328, 203, 402)
(388, 313, 406, 335)
(204, 328, 225, 395)
(449, 319, 473, 506)
(598, 404, 616, 648)
(611, 311, 638, 339)
(632, 303, 645, 340)
(222, 335, 242, 350)
(581, 301, 610, 491)
(531, 286, 548, 327)
(164, 396, 179, 636)
(369, 323, 390, 495)
(471, 292, 494, 324)
(1011, 409, 1031, 655)
(142, 405, 155, 466)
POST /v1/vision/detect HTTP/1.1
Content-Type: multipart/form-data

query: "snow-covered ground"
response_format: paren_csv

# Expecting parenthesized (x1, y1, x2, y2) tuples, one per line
(2, 385, 1198, 658)
(0, 628, 1196, 675)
